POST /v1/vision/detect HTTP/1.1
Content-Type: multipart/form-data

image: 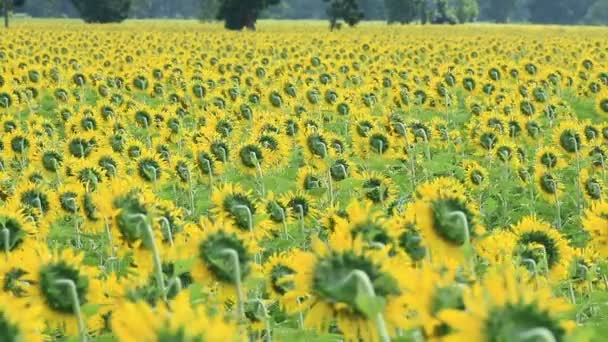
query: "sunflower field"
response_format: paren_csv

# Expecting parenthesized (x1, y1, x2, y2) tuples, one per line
(1, 20, 608, 341)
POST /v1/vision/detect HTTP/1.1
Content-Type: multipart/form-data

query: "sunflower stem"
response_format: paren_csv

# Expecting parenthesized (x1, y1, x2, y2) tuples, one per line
(202, 158, 214, 187)
(158, 216, 174, 246)
(233, 204, 253, 236)
(54, 278, 87, 342)
(219, 248, 245, 320)
(571, 136, 584, 214)
(578, 264, 593, 294)
(522, 258, 539, 288)
(250, 152, 265, 196)
(166, 276, 183, 296)
(327, 168, 334, 208)
(415, 128, 431, 162)
(273, 203, 290, 240)
(518, 327, 556, 342)
(295, 204, 305, 232)
(127, 213, 166, 301)
(1, 227, 9, 260)
(187, 168, 196, 216)
(250, 299, 272, 342)
(339, 270, 391, 342)
(547, 178, 562, 229)
(447, 211, 475, 271)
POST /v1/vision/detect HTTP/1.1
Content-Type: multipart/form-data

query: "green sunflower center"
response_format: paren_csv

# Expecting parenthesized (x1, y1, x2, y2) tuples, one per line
(351, 221, 391, 245)
(10, 136, 29, 154)
(39, 262, 89, 313)
(42, 151, 63, 172)
(600, 99, 608, 114)
(270, 264, 295, 295)
(430, 198, 475, 246)
(196, 152, 215, 175)
(584, 178, 602, 200)
(312, 251, 400, 316)
(307, 135, 328, 158)
(288, 197, 310, 219)
(266, 201, 286, 223)
(540, 152, 558, 168)
(211, 142, 229, 162)
(484, 303, 565, 342)
(362, 178, 389, 204)
(559, 130, 581, 153)
(330, 160, 349, 181)
(539, 173, 558, 195)
(0, 312, 19, 341)
(69, 138, 93, 158)
(20, 190, 50, 215)
(259, 135, 279, 151)
(138, 158, 162, 183)
(470, 170, 485, 185)
(198, 231, 251, 284)
(480, 132, 498, 150)
(3, 268, 28, 297)
(115, 194, 149, 244)
(398, 226, 426, 262)
(99, 157, 118, 178)
(518, 231, 559, 270)
(303, 174, 321, 190)
(585, 126, 598, 140)
(239, 145, 263, 169)
(356, 121, 373, 137)
(0, 217, 26, 252)
(59, 192, 79, 214)
(369, 133, 389, 154)
(223, 194, 256, 231)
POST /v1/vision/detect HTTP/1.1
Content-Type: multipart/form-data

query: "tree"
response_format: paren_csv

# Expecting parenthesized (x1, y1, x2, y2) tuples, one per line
(528, 0, 594, 24)
(452, 0, 478, 23)
(70, 0, 131, 23)
(199, 0, 218, 20)
(3, 0, 25, 28)
(324, 0, 364, 30)
(216, 0, 279, 30)
(384, 0, 421, 24)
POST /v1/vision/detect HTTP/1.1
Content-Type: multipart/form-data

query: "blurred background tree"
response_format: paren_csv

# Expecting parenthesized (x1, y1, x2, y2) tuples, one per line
(216, 0, 279, 30)
(69, 0, 131, 22)
(324, 0, 364, 30)
(5, 0, 608, 26)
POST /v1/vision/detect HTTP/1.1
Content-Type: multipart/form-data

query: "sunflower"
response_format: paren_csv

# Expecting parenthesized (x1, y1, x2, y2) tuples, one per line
(390, 204, 428, 263)
(192, 144, 224, 181)
(595, 89, 608, 117)
(112, 291, 237, 342)
(286, 230, 410, 341)
(355, 172, 398, 206)
(260, 191, 292, 233)
(411, 178, 484, 263)
(134, 149, 168, 186)
(66, 157, 107, 192)
(510, 216, 575, 282)
(535, 146, 566, 171)
(300, 129, 334, 162)
(405, 261, 466, 339)
(26, 247, 106, 336)
(187, 218, 258, 302)
(211, 182, 266, 238)
(10, 182, 53, 224)
(0, 202, 37, 255)
(335, 200, 398, 248)
(438, 265, 574, 342)
(280, 190, 320, 227)
(494, 142, 519, 167)
(263, 252, 299, 311)
(534, 169, 563, 203)
(236, 140, 267, 176)
(256, 131, 289, 168)
(462, 160, 489, 190)
(0, 294, 45, 341)
(554, 121, 584, 156)
(579, 168, 604, 203)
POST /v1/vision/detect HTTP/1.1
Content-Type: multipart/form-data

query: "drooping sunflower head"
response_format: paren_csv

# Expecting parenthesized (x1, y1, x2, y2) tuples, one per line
(579, 168, 603, 203)
(211, 183, 261, 235)
(534, 169, 563, 203)
(535, 146, 566, 170)
(438, 265, 574, 342)
(554, 121, 583, 155)
(512, 216, 575, 281)
(462, 160, 489, 190)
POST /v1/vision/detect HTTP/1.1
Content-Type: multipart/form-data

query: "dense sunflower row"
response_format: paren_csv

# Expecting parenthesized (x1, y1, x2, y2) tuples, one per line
(1, 21, 608, 341)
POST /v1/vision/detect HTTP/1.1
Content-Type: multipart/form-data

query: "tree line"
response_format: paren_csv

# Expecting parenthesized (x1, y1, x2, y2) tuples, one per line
(3, 0, 608, 28)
